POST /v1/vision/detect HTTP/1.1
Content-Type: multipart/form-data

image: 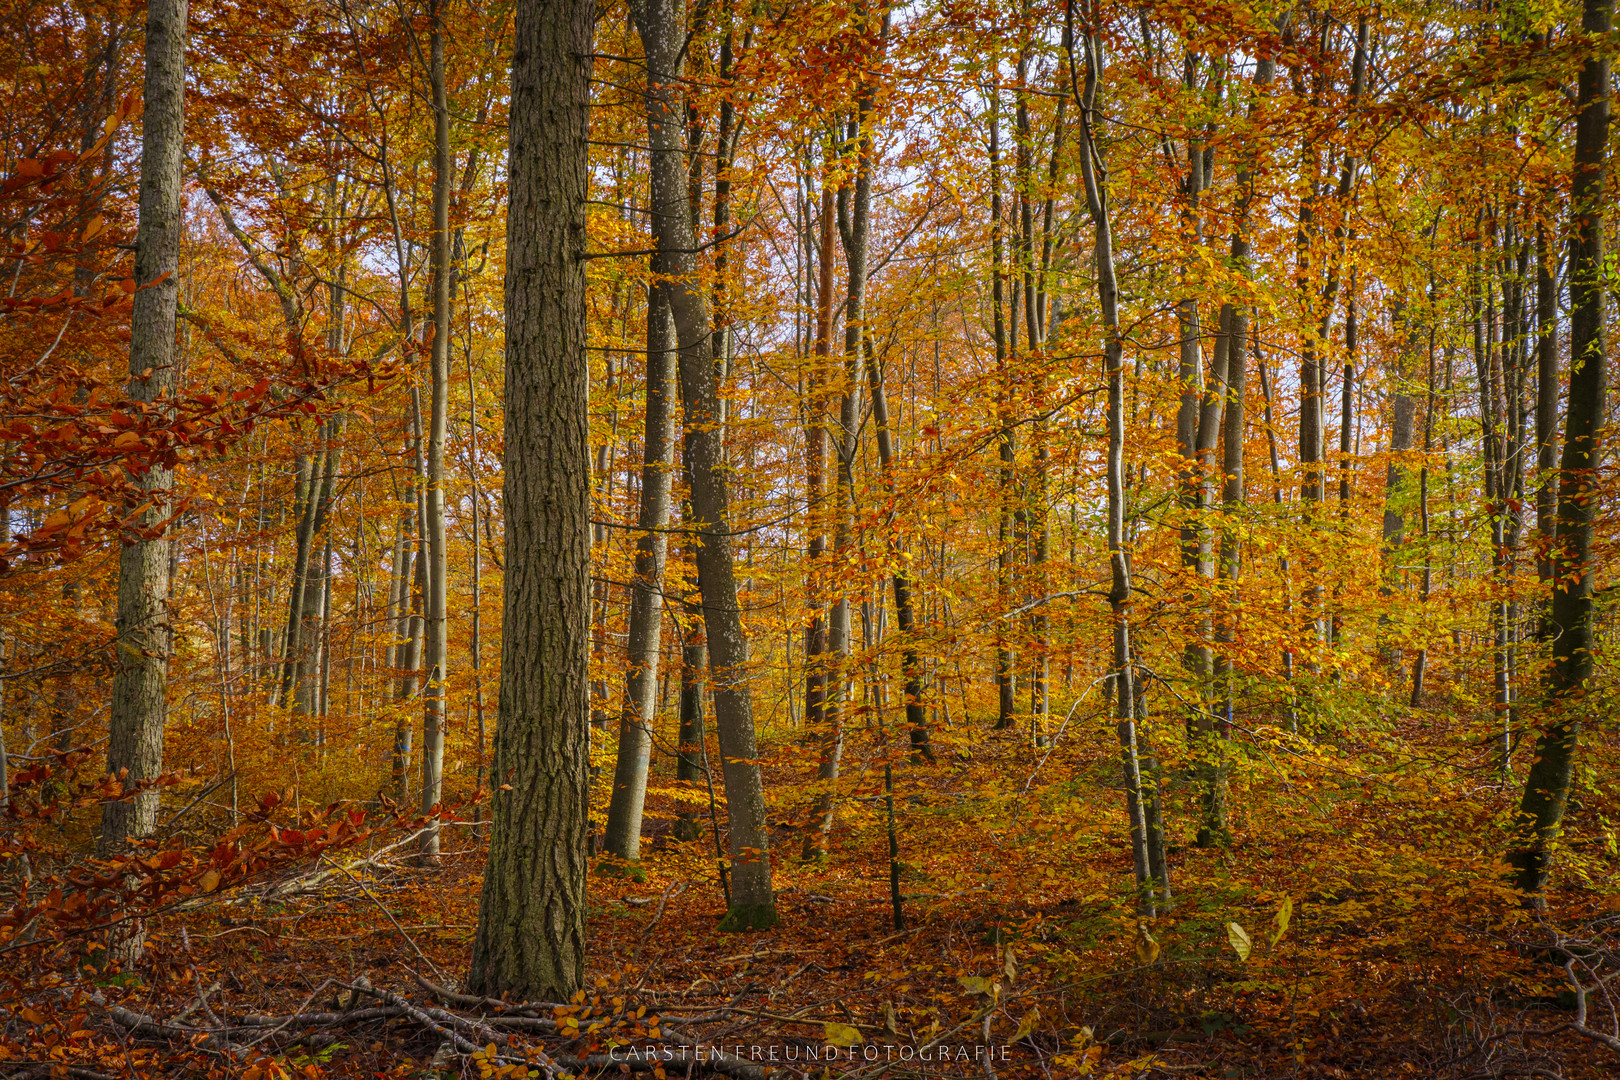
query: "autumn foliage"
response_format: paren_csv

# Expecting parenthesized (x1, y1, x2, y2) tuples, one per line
(0, 0, 1618, 1077)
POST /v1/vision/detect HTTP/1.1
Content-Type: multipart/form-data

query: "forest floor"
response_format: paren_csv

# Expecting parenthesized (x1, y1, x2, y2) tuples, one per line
(8, 701, 1619, 1079)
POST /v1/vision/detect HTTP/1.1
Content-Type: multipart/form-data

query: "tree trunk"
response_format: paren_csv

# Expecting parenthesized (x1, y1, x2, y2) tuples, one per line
(603, 282, 678, 862)
(801, 183, 837, 861)
(1070, 5, 1163, 915)
(100, 0, 187, 857)
(467, 0, 593, 999)
(629, 0, 776, 931)
(418, 0, 453, 861)
(1510, 0, 1610, 899)
(988, 92, 1016, 730)
(1534, 223, 1558, 595)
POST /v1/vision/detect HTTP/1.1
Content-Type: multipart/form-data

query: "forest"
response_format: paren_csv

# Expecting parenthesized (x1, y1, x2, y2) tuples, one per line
(0, 0, 1617, 1075)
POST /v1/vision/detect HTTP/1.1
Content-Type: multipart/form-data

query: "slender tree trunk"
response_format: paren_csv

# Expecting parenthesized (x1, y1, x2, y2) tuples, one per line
(467, 0, 593, 999)
(988, 92, 1017, 730)
(1412, 321, 1437, 706)
(864, 338, 930, 761)
(675, 561, 708, 843)
(1510, 0, 1610, 899)
(417, 0, 453, 861)
(603, 282, 678, 862)
(801, 184, 837, 860)
(1534, 223, 1559, 599)
(1070, 4, 1162, 915)
(100, 0, 187, 857)
(630, 0, 776, 930)
(467, 323, 488, 835)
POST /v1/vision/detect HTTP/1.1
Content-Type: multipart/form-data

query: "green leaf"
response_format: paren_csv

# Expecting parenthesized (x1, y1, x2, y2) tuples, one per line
(1227, 921, 1252, 962)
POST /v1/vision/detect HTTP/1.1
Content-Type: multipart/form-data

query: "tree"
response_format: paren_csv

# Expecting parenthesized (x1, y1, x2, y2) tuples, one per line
(1510, 0, 1611, 899)
(467, 0, 594, 998)
(418, 0, 453, 862)
(602, 281, 677, 864)
(98, 0, 187, 857)
(628, 0, 777, 931)
(1069, 0, 1166, 915)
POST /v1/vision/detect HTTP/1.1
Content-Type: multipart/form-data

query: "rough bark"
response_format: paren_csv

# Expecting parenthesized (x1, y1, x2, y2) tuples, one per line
(467, 0, 593, 998)
(100, 0, 187, 856)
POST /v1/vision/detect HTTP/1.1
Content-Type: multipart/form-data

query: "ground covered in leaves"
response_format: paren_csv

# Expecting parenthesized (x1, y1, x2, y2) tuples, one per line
(5, 703, 1619, 1079)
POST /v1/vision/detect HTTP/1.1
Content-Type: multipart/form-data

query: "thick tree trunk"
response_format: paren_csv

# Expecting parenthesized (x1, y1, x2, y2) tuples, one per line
(467, 0, 593, 999)
(630, 0, 776, 931)
(603, 282, 678, 862)
(100, 0, 187, 857)
(1511, 0, 1610, 899)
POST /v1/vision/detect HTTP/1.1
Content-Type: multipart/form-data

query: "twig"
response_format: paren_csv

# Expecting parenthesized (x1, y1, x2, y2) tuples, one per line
(640, 879, 686, 942)
(330, 859, 447, 984)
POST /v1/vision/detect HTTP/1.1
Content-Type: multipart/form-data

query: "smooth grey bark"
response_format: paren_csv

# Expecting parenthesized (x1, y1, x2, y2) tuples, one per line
(387, 508, 417, 804)
(283, 422, 343, 717)
(466, 305, 488, 836)
(467, 0, 592, 999)
(419, 0, 452, 861)
(988, 93, 1017, 730)
(100, 0, 187, 857)
(629, 0, 776, 930)
(674, 577, 708, 843)
(1382, 309, 1418, 555)
(1196, 28, 1282, 847)
(1069, 9, 1164, 915)
(1511, 0, 1611, 899)
(1298, 16, 1368, 647)
(826, 153, 866, 753)
(1534, 225, 1559, 590)
(863, 338, 930, 762)
(800, 184, 835, 862)
(1174, 56, 1214, 739)
(603, 283, 678, 862)
(1411, 321, 1438, 705)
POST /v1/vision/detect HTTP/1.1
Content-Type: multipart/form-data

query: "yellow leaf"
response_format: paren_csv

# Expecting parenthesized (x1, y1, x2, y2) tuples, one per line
(1269, 897, 1292, 947)
(1135, 926, 1161, 966)
(1227, 922, 1252, 962)
(823, 1022, 862, 1046)
(1012, 1007, 1040, 1043)
(1002, 945, 1018, 983)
